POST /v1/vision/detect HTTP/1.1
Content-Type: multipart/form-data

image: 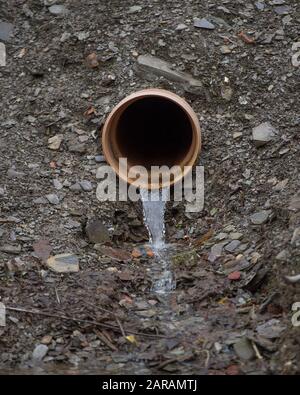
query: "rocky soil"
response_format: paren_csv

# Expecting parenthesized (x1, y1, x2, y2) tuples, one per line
(0, 0, 299, 374)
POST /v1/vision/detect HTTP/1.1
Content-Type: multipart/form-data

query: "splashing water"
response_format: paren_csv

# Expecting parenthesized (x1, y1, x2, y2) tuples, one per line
(140, 188, 176, 294)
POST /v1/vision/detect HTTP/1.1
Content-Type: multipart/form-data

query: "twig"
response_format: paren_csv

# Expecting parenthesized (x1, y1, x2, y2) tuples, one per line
(5, 306, 171, 339)
(252, 341, 263, 360)
(94, 329, 118, 352)
(116, 317, 126, 337)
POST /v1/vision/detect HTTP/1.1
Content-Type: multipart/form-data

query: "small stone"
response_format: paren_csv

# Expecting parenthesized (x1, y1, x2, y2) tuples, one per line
(274, 5, 291, 14)
(79, 180, 93, 192)
(137, 54, 202, 90)
(0, 303, 6, 327)
(220, 45, 231, 54)
(273, 178, 288, 191)
(32, 344, 49, 361)
(208, 242, 227, 263)
(76, 31, 90, 41)
(228, 271, 241, 280)
(95, 155, 106, 163)
(41, 335, 53, 345)
(68, 141, 86, 153)
(53, 179, 63, 190)
(255, 2, 265, 10)
(225, 240, 241, 252)
(128, 5, 142, 14)
(233, 132, 243, 139)
(0, 21, 14, 41)
(229, 232, 243, 240)
(69, 182, 82, 192)
(7, 168, 25, 179)
(0, 244, 21, 254)
(48, 5, 67, 15)
(48, 134, 63, 150)
(256, 319, 286, 339)
(252, 122, 277, 147)
(275, 250, 290, 261)
(288, 191, 300, 212)
(193, 17, 215, 30)
(175, 23, 188, 31)
(46, 194, 60, 205)
(291, 227, 300, 246)
(233, 338, 255, 361)
(250, 210, 271, 225)
(85, 220, 110, 244)
(47, 253, 79, 273)
(269, 0, 286, 5)
(86, 52, 99, 68)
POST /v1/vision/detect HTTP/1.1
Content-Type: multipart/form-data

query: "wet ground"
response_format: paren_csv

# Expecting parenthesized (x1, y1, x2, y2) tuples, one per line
(0, 0, 300, 374)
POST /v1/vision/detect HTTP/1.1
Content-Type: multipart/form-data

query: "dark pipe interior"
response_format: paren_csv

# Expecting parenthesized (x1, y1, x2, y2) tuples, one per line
(115, 97, 193, 169)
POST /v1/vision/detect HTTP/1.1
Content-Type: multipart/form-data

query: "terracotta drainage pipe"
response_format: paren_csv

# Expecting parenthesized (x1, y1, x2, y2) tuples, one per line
(101, 88, 201, 190)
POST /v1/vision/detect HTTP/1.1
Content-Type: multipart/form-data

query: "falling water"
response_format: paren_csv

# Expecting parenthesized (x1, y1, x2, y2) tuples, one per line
(140, 188, 176, 294)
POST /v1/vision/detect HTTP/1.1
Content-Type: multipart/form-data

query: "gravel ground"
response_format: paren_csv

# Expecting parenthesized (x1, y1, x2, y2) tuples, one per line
(0, 0, 299, 374)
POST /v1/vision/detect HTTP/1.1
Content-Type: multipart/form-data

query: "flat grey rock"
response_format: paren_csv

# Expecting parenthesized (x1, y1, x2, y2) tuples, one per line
(193, 18, 215, 30)
(250, 210, 271, 225)
(137, 54, 202, 89)
(252, 122, 277, 147)
(32, 344, 49, 361)
(0, 21, 14, 41)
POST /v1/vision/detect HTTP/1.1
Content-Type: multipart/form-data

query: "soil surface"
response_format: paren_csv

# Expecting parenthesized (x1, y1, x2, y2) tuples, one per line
(0, 0, 299, 374)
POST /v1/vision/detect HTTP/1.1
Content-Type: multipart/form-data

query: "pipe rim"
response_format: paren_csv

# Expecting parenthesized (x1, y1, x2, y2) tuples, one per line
(101, 88, 201, 190)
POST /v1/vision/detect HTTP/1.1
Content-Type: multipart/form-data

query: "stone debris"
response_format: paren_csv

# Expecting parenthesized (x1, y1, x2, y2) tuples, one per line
(32, 344, 49, 361)
(252, 122, 277, 147)
(193, 17, 215, 30)
(0, 21, 14, 41)
(48, 134, 63, 150)
(85, 219, 110, 244)
(250, 210, 272, 225)
(137, 54, 202, 90)
(46, 253, 79, 273)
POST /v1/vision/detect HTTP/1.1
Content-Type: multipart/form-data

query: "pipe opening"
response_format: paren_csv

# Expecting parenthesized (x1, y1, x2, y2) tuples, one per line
(114, 97, 194, 169)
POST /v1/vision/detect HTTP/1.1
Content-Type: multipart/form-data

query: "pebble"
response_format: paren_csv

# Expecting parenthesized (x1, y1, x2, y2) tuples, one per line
(128, 5, 142, 14)
(288, 191, 300, 212)
(46, 193, 60, 205)
(193, 18, 215, 30)
(252, 122, 277, 147)
(275, 249, 290, 261)
(256, 319, 286, 339)
(53, 179, 63, 190)
(137, 54, 202, 90)
(175, 23, 188, 31)
(220, 45, 231, 54)
(79, 180, 93, 192)
(48, 5, 67, 15)
(7, 168, 25, 179)
(233, 338, 255, 361)
(95, 155, 106, 163)
(69, 182, 82, 192)
(0, 21, 14, 41)
(48, 134, 63, 150)
(291, 227, 300, 246)
(229, 232, 243, 240)
(250, 210, 271, 225)
(47, 253, 79, 273)
(85, 220, 110, 244)
(255, 1, 265, 10)
(225, 240, 241, 252)
(32, 344, 49, 361)
(208, 242, 227, 263)
(274, 5, 291, 15)
(0, 244, 21, 254)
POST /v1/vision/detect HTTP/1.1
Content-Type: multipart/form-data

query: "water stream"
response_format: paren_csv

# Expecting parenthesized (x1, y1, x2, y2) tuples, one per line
(140, 188, 176, 294)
